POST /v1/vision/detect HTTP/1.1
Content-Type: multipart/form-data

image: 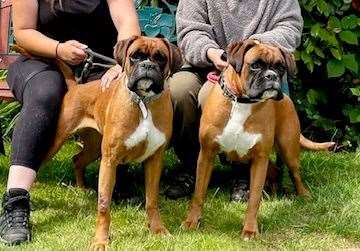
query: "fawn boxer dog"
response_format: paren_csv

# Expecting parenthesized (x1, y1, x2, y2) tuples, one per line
(182, 40, 334, 240)
(15, 36, 182, 249)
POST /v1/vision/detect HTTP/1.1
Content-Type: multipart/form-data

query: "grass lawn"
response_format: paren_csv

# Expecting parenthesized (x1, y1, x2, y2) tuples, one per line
(0, 141, 360, 250)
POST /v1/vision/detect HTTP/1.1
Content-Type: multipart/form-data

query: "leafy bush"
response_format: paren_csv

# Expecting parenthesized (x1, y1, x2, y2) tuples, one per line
(293, 0, 360, 150)
(135, 0, 177, 41)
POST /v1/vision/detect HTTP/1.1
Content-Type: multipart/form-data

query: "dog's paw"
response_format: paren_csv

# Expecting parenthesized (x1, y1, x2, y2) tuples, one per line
(149, 224, 170, 236)
(181, 215, 201, 230)
(241, 229, 257, 241)
(241, 226, 258, 241)
(298, 188, 311, 199)
(181, 206, 202, 230)
(181, 220, 200, 230)
(91, 239, 109, 251)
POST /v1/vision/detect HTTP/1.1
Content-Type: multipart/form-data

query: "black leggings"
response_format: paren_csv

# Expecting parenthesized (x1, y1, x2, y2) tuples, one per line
(7, 57, 103, 171)
(9, 68, 66, 170)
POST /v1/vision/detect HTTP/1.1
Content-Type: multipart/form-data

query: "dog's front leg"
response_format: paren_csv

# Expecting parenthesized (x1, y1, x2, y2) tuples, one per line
(241, 156, 268, 240)
(144, 147, 169, 235)
(92, 152, 118, 251)
(182, 147, 216, 230)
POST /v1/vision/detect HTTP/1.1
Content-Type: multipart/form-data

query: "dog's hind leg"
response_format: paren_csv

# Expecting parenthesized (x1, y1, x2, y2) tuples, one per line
(275, 98, 309, 197)
(43, 116, 73, 163)
(279, 150, 309, 197)
(73, 129, 102, 188)
(276, 131, 309, 197)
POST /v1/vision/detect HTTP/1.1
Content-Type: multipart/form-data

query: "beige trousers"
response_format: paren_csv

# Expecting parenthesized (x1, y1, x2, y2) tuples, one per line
(168, 68, 210, 170)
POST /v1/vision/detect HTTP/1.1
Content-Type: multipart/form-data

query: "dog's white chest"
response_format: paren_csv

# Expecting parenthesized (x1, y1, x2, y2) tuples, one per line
(125, 110, 166, 162)
(215, 102, 262, 157)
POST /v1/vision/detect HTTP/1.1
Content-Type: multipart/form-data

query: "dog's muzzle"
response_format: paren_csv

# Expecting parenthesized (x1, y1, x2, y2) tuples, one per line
(128, 60, 164, 98)
(248, 69, 284, 101)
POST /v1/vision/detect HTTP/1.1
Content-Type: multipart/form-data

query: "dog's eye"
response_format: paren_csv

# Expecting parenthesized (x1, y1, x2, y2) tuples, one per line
(250, 61, 264, 70)
(153, 53, 167, 64)
(278, 65, 286, 74)
(130, 51, 147, 61)
(274, 63, 286, 75)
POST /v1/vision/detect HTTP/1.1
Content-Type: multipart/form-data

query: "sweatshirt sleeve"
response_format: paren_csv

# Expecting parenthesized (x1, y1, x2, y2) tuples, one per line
(176, 0, 219, 67)
(249, 0, 303, 52)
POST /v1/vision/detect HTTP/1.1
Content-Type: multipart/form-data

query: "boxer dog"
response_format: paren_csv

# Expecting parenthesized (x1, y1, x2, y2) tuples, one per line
(182, 40, 334, 240)
(30, 36, 182, 250)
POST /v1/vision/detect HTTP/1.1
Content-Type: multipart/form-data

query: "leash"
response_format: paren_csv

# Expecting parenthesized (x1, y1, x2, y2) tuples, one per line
(76, 48, 117, 83)
(84, 48, 117, 65)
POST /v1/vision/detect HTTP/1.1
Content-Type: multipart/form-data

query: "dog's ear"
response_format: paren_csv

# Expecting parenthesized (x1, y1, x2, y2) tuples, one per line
(113, 35, 139, 67)
(226, 39, 259, 72)
(162, 39, 183, 76)
(280, 49, 297, 77)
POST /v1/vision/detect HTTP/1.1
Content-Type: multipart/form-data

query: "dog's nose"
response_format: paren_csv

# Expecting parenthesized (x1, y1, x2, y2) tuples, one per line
(264, 70, 279, 81)
(140, 60, 156, 70)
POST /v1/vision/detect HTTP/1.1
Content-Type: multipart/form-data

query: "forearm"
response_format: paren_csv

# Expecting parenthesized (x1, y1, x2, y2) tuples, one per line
(107, 0, 141, 41)
(176, 0, 219, 67)
(179, 33, 219, 67)
(116, 18, 141, 40)
(14, 29, 59, 58)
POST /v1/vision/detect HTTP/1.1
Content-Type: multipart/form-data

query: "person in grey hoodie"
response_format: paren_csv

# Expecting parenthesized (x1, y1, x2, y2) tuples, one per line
(165, 0, 303, 200)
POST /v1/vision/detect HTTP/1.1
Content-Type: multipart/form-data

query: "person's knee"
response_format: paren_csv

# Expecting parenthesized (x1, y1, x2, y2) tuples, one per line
(7, 60, 20, 78)
(25, 70, 66, 110)
(198, 81, 214, 109)
(169, 71, 203, 105)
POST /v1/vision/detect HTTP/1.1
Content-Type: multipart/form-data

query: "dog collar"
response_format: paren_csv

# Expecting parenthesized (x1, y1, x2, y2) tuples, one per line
(218, 74, 259, 104)
(129, 90, 162, 119)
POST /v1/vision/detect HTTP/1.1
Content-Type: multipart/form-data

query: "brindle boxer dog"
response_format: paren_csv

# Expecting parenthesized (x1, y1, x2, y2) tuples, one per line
(33, 36, 182, 250)
(182, 40, 334, 240)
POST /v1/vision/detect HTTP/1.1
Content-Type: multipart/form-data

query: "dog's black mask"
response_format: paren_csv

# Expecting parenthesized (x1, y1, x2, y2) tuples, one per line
(245, 58, 285, 101)
(127, 50, 168, 98)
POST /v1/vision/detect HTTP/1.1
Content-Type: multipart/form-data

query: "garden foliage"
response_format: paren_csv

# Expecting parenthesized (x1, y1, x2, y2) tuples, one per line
(293, 0, 360, 150)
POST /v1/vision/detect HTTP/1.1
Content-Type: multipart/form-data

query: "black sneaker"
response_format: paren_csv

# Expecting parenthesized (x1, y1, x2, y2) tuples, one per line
(230, 179, 249, 202)
(164, 172, 195, 200)
(0, 188, 31, 246)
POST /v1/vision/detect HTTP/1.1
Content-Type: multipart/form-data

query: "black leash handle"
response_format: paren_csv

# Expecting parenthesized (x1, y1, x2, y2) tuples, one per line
(76, 47, 118, 83)
(84, 48, 117, 65)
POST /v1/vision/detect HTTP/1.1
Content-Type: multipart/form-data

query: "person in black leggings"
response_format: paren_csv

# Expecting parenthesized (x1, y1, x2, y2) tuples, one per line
(0, 0, 140, 246)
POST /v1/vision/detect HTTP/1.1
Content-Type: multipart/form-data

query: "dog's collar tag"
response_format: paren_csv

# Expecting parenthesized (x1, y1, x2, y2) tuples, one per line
(139, 100, 148, 119)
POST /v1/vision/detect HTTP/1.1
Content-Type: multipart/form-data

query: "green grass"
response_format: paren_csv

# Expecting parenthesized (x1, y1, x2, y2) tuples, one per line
(0, 142, 360, 250)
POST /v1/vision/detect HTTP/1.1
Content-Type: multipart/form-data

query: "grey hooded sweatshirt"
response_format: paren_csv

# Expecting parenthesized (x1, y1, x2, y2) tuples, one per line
(176, 0, 303, 67)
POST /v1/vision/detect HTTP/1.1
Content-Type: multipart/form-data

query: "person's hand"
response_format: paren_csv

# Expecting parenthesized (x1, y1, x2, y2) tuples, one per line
(100, 64, 123, 92)
(207, 48, 228, 71)
(56, 40, 87, 65)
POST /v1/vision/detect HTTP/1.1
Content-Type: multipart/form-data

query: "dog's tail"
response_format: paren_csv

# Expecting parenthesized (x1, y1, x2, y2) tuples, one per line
(54, 59, 77, 89)
(300, 134, 336, 151)
(12, 44, 76, 89)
